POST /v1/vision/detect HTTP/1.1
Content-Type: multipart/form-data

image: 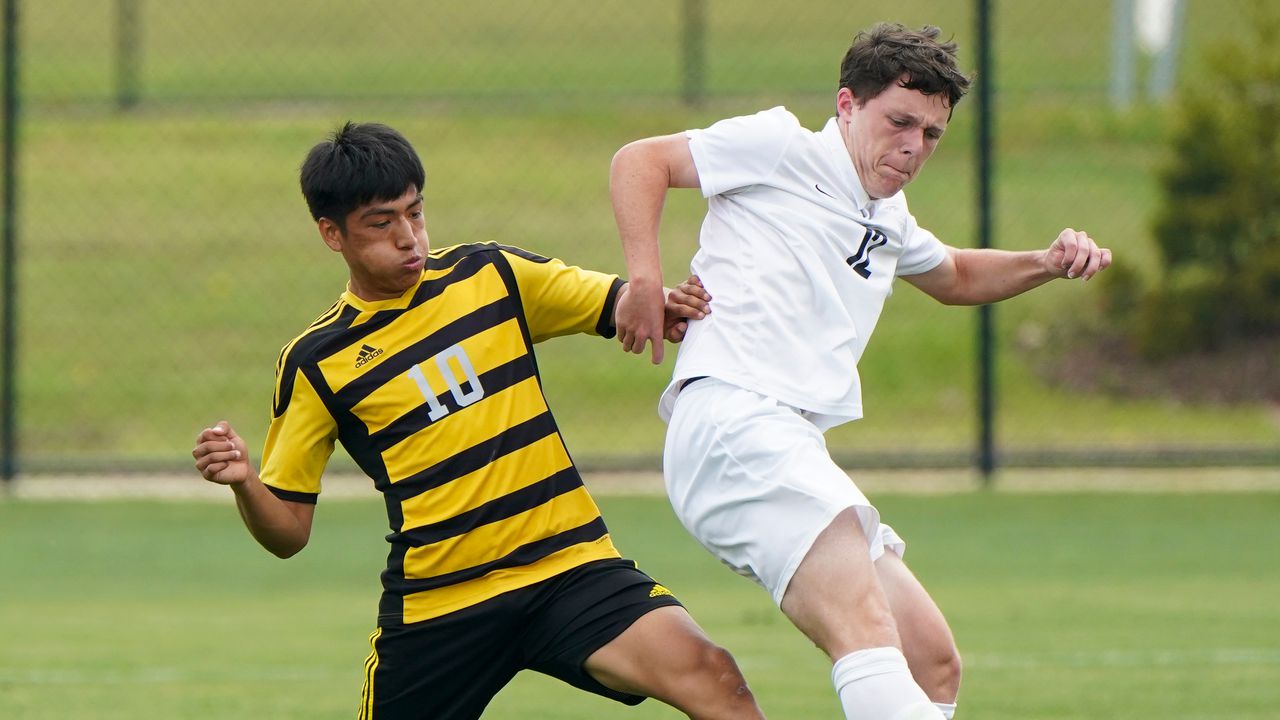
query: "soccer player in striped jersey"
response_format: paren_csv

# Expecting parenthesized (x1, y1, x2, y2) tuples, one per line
(192, 122, 764, 720)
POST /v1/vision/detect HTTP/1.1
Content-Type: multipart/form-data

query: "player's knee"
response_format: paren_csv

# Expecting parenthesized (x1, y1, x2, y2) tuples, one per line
(920, 644, 962, 701)
(708, 643, 752, 691)
(940, 647, 963, 698)
(680, 642, 757, 710)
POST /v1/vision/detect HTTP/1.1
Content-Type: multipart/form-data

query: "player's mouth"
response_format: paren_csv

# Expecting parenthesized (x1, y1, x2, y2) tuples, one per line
(404, 256, 425, 271)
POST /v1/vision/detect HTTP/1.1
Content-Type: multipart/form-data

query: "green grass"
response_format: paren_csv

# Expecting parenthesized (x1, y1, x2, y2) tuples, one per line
(8, 0, 1278, 467)
(2, 490, 1278, 718)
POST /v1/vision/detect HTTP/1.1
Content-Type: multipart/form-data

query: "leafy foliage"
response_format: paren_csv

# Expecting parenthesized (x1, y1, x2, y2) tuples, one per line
(1117, 2, 1280, 357)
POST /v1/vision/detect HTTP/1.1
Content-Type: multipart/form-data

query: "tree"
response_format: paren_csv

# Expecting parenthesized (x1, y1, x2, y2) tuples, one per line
(1121, 2, 1280, 358)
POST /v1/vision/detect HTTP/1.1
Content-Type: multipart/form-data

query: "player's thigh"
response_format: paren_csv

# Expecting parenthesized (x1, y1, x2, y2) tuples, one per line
(524, 559, 684, 706)
(580, 604, 763, 719)
(665, 379, 886, 605)
(780, 505, 900, 659)
(581, 605, 735, 699)
(875, 550, 954, 650)
(875, 548, 960, 696)
(362, 607, 521, 720)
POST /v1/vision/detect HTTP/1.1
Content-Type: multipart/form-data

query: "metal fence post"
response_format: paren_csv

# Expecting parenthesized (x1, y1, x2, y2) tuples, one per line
(975, 0, 996, 486)
(2, 0, 20, 485)
(1146, 0, 1186, 102)
(682, 0, 706, 107)
(116, 0, 140, 110)
(1110, 0, 1135, 108)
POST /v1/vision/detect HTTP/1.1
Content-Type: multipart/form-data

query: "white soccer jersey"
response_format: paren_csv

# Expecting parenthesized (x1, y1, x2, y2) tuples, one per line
(659, 106, 949, 429)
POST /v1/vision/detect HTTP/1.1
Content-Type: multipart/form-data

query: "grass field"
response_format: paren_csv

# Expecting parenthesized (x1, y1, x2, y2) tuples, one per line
(9, 1, 1278, 468)
(5, 6, 1277, 718)
(2, 485, 1278, 719)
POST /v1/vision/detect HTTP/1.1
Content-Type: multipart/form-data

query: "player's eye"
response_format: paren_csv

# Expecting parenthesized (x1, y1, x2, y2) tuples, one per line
(890, 117, 908, 127)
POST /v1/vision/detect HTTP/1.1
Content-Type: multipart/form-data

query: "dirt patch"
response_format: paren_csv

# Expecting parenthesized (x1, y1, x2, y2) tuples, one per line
(1034, 329, 1280, 405)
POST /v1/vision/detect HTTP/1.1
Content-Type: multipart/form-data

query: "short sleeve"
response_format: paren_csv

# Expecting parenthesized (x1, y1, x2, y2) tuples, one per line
(499, 246, 624, 343)
(686, 106, 799, 198)
(895, 216, 950, 277)
(259, 363, 337, 503)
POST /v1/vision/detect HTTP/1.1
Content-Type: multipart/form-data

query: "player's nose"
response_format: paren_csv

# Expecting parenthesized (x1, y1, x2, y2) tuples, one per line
(901, 130, 925, 155)
(393, 217, 416, 247)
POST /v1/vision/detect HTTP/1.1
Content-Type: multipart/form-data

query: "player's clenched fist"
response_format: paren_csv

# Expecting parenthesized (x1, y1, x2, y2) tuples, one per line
(1044, 227, 1112, 281)
(192, 421, 250, 485)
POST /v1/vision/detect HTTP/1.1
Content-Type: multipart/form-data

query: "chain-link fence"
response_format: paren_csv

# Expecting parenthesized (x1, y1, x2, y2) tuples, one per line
(1, 0, 1276, 477)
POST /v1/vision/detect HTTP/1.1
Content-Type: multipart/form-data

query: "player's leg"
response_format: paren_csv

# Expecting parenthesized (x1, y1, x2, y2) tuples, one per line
(876, 540, 962, 717)
(582, 605, 764, 719)
(780, 507, 898, 656)
(360, 602, 521, 720)
(780, 508, 943, 720)
(524, 559, 762, 719)
(664, 379, 942, 719)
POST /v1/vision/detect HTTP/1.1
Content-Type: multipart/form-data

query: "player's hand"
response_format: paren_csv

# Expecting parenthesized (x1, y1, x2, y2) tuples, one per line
(615, 279, 668, 364)
(193, 421, 251, 486)
(1044, 228, 1112, 281)
(663, 275, 711, 343)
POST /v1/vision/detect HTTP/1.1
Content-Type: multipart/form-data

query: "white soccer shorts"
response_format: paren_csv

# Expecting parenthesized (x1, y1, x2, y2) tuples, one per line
(664, 377, 904, 605)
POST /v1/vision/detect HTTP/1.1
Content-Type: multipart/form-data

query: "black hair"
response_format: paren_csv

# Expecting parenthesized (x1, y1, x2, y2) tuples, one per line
(299, 122, 426, 230)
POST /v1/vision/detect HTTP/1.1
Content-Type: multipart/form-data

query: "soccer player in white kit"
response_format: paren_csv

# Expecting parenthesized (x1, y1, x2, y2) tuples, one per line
(610, 23, 1112, 720)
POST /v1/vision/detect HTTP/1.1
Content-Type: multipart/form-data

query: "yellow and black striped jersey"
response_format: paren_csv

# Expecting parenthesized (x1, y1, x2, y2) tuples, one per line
(259, 243, 626, 625)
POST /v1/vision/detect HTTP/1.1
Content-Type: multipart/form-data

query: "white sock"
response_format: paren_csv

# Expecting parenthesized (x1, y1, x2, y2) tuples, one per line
(831, 647, 944, 720)
(935, 701, 957, 718)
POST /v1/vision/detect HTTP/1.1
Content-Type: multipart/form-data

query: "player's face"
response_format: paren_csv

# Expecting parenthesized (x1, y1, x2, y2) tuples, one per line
(320, 186, 430, 302)
(838, 79, 951, 199)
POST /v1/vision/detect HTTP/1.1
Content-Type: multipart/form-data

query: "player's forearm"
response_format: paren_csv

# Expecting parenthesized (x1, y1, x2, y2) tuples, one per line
(230, 474, 310, 558)
(945, 248, 1056, 305)
(610, 142, 669, 289)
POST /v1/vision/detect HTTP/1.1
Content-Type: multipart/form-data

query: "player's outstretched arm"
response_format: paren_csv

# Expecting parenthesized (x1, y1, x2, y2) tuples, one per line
(610, 134, 701, 364)
(904, 228, 1112, 306)
(193, 421, 314, 558)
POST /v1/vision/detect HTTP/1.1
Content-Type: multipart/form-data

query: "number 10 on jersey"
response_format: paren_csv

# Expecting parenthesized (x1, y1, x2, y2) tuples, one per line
(406, 344, 486, 421)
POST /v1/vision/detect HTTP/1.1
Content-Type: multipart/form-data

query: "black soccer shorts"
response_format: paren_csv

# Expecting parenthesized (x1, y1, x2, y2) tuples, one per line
(358, 558, 684, 720)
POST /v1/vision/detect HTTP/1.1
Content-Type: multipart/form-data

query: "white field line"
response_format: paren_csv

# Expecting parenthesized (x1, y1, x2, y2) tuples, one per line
(3, 468, 1279, 502)
(962, 647, 1280, 670)
(734, 647, 1280, 674)
(0, 666, 353, 685)
(5, 648, 1279, 685)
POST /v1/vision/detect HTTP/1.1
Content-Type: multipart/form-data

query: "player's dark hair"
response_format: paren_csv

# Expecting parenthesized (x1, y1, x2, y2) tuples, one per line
(838, 23, 973, 108)
(299, 122, 426, 230)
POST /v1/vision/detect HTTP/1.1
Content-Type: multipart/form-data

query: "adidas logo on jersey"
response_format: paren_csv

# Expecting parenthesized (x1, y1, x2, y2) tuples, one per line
(649, 584, 674, 599)
(355, 343, 384, 368)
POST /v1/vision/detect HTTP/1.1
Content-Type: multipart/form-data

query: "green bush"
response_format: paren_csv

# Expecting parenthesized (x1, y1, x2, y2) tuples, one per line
(1135, 2, 1280, 358)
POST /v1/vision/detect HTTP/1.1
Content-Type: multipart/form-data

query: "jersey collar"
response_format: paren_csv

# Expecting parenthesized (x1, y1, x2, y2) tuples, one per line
(341, 273, 426, 313)
(820, 116, 880, 218)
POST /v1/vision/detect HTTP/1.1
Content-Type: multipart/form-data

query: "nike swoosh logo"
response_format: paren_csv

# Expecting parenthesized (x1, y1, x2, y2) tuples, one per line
(814, 183, 837, 200)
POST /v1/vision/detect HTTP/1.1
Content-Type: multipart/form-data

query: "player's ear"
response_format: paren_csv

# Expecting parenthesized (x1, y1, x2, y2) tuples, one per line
(317, 217, 345, 253)
(836, 87, 857, 120)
